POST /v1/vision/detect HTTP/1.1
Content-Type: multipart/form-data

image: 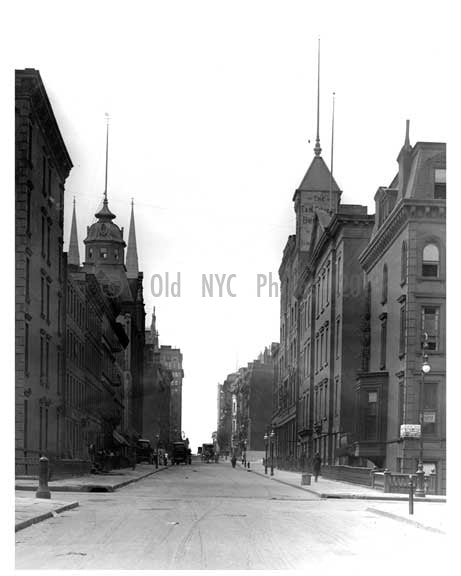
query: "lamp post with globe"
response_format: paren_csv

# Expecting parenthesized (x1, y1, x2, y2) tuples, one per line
(415, 333, 431, 498)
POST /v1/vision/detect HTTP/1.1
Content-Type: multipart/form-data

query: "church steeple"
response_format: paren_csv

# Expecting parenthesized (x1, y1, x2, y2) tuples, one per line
(68, 197, 80, 266)
(126, 198, 139, 278)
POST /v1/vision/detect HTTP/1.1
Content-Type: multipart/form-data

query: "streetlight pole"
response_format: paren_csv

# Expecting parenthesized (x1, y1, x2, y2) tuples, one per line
(270, 429, 275, 476)
(416, 334, 431, 498)
(264, 432, 268, 474)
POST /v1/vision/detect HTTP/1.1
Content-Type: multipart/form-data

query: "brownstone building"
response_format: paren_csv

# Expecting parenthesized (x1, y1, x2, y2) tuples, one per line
(15, 69, 73, 474)
(356, 124, 446, 492)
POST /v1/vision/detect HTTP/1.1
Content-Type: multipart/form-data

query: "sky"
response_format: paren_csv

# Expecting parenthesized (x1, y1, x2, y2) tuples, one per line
(4, 0, 457, 453)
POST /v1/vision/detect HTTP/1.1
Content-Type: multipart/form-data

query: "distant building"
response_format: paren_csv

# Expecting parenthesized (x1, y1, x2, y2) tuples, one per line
(217, 374, 235, 455)
(357, 124, 446, 492)
(159, 345, 184, 442)
(15, 69, 73, 474)
(143, 308, 173, 449)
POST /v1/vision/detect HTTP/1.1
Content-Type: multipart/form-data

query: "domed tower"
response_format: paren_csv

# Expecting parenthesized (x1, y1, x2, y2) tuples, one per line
(82, 115, 132, 301)
(84, 197, 126, 268)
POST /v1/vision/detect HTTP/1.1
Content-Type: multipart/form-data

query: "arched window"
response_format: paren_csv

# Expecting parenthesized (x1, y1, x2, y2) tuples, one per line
(401, 241, 407, 285)
(422, 244, 440, 277)
(381, 264, 388, 304)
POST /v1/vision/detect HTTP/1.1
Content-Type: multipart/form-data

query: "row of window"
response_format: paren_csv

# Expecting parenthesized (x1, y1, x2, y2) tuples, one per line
(87, 247, 120, 261)
(380, 304, 440, 370)
(363, 380, 440, 442)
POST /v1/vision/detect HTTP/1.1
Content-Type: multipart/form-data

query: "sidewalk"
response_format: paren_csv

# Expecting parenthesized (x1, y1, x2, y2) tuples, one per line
(240, 460, 447, 533)
(15, 464, 167, 532)
(15, 463, 167, 492)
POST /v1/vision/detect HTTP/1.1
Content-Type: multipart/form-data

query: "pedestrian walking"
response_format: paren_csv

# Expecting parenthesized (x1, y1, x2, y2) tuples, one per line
(313, 452, 322, 482)
(231, 455, 237, 468)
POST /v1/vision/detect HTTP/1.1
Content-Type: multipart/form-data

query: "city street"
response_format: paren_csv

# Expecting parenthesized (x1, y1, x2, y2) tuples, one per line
(15, 460, 447, 570)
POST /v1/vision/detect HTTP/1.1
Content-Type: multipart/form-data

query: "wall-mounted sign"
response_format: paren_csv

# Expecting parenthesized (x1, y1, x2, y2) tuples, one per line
(423, 411, 436, 423)
(400, 424, 421, 438)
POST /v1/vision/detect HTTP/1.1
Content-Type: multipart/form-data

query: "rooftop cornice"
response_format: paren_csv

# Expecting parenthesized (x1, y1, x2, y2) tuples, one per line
(359, 198, 446, 271)
(16, 69, 73, 181)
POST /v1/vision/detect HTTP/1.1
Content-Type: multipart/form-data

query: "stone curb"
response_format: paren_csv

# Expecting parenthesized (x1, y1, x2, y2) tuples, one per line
(15, 465, 168, 493)
(246, 466, 446, 502)
(15, 501, 79, 533)
(366, 507, 446, 534)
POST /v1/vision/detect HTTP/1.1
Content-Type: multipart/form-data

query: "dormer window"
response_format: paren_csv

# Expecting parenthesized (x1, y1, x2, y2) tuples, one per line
(422, 244, 439, 278)
(100, 247, 108, 260)
(434, 169, 446, 200)
(114, 249, 119, 260)
(88, 248, 93, 259)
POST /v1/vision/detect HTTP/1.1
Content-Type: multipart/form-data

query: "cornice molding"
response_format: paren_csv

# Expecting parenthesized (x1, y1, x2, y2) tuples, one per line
(360, 199, 446, 271)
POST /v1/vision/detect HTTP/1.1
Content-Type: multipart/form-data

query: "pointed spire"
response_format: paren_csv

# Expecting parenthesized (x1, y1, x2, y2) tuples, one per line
(68, 196, 80, 266)
(104, 112, 110, 203)
(126, 198, 139, 278)
(314, 38, 322, 157)
(95, 113, 117, 221)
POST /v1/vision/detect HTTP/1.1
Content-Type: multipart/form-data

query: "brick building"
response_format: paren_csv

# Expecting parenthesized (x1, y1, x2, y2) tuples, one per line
(159, 345, 184, 442)
(15, 69, 73, 474)
(356, 123, 446, 492)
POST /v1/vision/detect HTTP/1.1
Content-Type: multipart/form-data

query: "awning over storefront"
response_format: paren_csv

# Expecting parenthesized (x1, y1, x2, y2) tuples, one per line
(113, 430, 130, 446)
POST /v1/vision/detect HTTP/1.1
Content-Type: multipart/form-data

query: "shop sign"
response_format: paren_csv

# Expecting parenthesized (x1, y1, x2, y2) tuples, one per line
(400, 424, 421, 438)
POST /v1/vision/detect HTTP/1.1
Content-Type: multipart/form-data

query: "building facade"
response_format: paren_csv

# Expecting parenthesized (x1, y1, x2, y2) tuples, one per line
(356, 125, 446, 492)
(159, 345, 183, 443)
(15, 69, 73, 474)
(143, 309, 173, 449)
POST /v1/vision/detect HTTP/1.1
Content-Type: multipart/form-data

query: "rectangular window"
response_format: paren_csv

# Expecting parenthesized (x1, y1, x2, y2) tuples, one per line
(335, 378, 339, 415)
(365, 390, 378, 440)
(323, 384, 328, 418)
(24, 399, 28, 451)
(45, 339, 49, 381)
(399, 305, 406, 356)
(380, 319, 387, 370)
(423, 382, 438, 436)
(47, 223, 51, 263)
(307, 341, 311, 376)
(315, 334, 319, 371)
(26, 189, 31, 234)
(421, 307, 440, 351)
(100, 247, 108, 259)
(46, 283, 50, 321)
(325, 325, 329, 365)
(40, 334, 45, 378)
(434, 168, 446, 200)
(45, 408, 49, 449)
(25, 257, 30, 301)
(42, 156, 46, 196)
(24, 323, 29, 375)
(48, 166, 52, 197)
(335, 318, 340, 359)
(326, 265, 330, 304)
(398, 381, 405, 430)
(320, 332, 324, 366)
(40, 276, 44, 316)
(41, 216, 45, 256)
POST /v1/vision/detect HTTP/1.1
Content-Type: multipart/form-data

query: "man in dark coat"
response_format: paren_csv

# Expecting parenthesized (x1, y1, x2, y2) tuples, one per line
(313, 452, 322, 482)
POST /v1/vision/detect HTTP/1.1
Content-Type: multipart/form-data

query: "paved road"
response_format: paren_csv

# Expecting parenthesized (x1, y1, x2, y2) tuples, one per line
(15, 461, 447, 569)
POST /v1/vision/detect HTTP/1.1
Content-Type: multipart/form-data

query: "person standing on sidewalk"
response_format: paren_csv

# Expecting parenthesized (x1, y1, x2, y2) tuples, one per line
(313, 452, 322, 482)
